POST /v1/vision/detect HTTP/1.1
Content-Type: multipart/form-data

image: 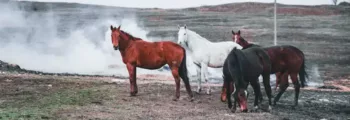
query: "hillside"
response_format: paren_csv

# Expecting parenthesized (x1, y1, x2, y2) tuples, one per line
(8, 1, 350, 15)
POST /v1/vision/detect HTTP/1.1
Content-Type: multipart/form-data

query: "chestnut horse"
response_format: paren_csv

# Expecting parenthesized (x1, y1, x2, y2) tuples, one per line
(110, 25, 193, 101)
(224, 30, 308, 107)
(223, 47, 272, 113)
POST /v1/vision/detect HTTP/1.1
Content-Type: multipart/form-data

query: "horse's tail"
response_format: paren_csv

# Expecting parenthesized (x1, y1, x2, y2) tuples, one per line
(228, 50, 243, 89)
(178, 48, 193, 97)
(299, 51, 308, 88)
(289, 46, 308, 88)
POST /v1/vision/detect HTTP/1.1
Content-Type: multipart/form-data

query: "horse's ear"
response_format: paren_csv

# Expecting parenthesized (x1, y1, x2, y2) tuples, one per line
(232, 30, 235, 35)
(110, 25, 114, 31)
(238, 30, 241, 35)
(184, 24, 187, 29)
(177, 25, 180, 29)
(117, 25, 121, 31)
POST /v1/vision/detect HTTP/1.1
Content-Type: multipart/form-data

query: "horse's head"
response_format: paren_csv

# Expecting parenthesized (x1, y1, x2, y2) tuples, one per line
(110, 25, 121, 50)
(232, 30, 242, 44)
(234, 87, 249, 112)
(231, 60, 249, 112)
(177, 25, 189, 47)
(232, 30, 250, 47)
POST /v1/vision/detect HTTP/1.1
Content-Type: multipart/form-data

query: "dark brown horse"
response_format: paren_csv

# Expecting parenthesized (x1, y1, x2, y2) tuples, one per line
(110, 25, 193, 101)
(226, 30, 308, 106)
(223, 47, 272, 112)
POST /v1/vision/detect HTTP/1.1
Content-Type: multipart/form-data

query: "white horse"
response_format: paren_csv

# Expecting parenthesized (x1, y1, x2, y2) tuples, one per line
(177, 25, 242, 94)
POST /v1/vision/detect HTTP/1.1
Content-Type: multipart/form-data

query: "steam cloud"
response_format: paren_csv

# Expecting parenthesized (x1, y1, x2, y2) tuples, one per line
(0, 2, 168, 76)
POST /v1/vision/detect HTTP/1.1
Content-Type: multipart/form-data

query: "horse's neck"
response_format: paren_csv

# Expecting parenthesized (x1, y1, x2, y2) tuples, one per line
(118, 33, 136, 52)
(240, 39, 253, 49)
(187, 31, 211, 52)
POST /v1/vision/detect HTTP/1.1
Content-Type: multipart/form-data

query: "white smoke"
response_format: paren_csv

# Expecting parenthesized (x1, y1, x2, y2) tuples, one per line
(0, 2, 169, 76)
(308, 64, 324, 87)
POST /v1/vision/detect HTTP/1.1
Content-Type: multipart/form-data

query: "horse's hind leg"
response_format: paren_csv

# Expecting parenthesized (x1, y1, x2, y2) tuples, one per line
(290, 73, 300, 107)
(250, 78, 262, 111)
(275, 72, 282, 91)
(170, 66, 181, 101)
(273, 72, 289, 105)
(262, 73, 272, 111)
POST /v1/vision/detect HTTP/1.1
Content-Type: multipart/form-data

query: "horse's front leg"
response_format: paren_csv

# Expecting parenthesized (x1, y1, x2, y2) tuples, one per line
(195, 64, 202, 94)
(126, 63, 137, 96)
(230, 90, 237, 113)
(200, 63, 211, 95)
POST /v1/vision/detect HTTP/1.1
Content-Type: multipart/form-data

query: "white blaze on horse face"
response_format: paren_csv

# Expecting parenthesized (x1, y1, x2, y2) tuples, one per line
(234, 34, 239, 43)
(177, 27, 187, 46)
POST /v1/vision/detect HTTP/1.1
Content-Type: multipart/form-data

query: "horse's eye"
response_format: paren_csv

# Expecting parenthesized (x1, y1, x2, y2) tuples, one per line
(184, 33, 186, 35)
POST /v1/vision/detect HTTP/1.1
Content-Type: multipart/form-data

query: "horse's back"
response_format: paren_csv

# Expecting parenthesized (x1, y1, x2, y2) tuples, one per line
(157, 41, 186, 62)
(264, 45, 304, 73)
(212, 41, 242, 49)
(265, 45, 302, 54)
(242, 47, 271, 75)
(129, 41, 185, 69)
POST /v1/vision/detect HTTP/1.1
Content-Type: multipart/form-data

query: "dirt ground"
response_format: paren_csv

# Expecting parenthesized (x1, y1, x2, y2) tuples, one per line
(1, 73, 349, 120)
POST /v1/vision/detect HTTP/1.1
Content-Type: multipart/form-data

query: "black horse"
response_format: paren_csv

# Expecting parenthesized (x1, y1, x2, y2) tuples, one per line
(230, 30, 308, 107)
(223, 47, 272, 113)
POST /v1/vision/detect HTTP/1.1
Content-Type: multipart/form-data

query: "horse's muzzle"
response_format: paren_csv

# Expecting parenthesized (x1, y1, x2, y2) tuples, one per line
(113, 46, 119, 50)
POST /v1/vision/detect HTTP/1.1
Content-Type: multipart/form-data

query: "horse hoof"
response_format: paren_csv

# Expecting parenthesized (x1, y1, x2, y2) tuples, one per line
(241, 109, 248, 113)
(196, 88, 202, 94)
(230, 108, 236, 113)
(273, 101, 277, 106)
(250, 106, 259, 112)
(189, 97, 194, 102)
(206, 89, 211, 95)
(254, 106, 259, 110)
(130, 92, 137, 96)
(268, 106, 272, 112)
(172, 97, 179, 101)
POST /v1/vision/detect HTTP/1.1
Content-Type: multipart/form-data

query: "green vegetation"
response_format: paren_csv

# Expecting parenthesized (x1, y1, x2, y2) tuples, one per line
(0, 88, 109, 120)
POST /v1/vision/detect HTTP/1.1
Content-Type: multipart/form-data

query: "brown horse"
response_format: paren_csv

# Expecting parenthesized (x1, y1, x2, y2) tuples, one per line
(223, 30, 308, 107)
(110, 25, 193, 101)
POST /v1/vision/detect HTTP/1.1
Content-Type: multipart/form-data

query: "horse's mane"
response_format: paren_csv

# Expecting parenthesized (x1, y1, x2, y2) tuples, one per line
(120, 30, 143, 41)
(243, 44, 261, 50)
(240, 37, 261, 50)
(185, 28, 210, 42)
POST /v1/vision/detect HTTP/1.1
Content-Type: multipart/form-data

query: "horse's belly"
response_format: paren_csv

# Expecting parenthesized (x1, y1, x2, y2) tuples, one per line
(207, 53, 227, 68)
(137, 62, 165, 69)
(137, 57, 166, 69)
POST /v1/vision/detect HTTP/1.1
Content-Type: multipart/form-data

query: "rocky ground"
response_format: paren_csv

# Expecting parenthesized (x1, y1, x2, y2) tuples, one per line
(0, 73, 349, 120)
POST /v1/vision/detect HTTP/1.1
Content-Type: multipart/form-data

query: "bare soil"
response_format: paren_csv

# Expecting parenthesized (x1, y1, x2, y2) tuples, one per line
(1, 73, 349, 120)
